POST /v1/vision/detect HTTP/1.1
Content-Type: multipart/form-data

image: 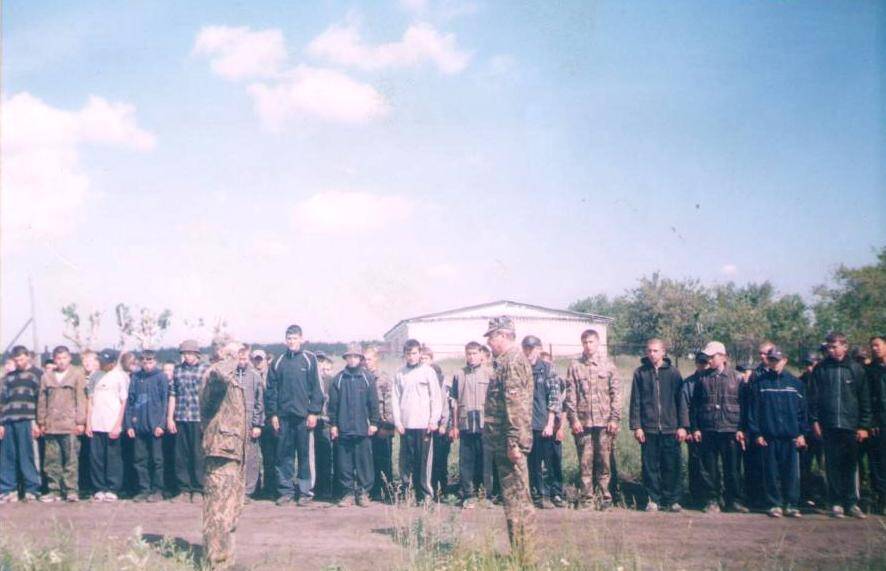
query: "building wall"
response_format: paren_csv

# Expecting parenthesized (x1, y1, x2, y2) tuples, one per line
(388, 318, 608, 359)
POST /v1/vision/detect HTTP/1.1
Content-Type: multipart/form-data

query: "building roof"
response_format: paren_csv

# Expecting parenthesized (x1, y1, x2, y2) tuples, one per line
(383, 299, 613, 338)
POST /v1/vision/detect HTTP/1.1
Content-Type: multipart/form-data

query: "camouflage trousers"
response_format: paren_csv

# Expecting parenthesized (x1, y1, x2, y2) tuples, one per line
(44, 434, 79, 497)
(203, 457, 245, 570)
(244, 437, 261, 496)
(574, 427, 612, 504)
(490, 442, 536, 565)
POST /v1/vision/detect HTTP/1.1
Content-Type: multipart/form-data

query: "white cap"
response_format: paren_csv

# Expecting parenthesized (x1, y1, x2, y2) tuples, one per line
(702, 341, 727, 357)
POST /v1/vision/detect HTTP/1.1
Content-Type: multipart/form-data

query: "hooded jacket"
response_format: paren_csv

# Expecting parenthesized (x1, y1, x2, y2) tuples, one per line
(809, 356, 871, 431)
(328, 366, 380, 438)
(869, 361, 886, 429)
(629, 357, 683, 434)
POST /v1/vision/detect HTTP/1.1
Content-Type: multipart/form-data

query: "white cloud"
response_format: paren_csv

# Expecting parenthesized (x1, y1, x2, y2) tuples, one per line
(247, 65, 389, 129)
(307, 22, 471, 74)
(720, 264, 738, 276)
(1, 92, 155, 245)
(291, 191, 415, 234)
(193, 25, 287, 80)
(398, 0, 479, 21)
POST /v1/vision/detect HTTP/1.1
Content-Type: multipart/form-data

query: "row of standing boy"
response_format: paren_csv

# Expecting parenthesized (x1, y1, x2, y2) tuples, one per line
(1, 329, 884, 520)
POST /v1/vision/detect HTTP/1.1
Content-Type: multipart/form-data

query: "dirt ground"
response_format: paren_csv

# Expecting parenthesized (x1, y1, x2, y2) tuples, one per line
(2, 499, 885, 570)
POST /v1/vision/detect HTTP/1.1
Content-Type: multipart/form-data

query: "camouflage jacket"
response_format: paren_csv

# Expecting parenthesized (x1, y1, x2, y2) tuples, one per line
(201, 359, 248, 462)
(37, 367, 88, 434)
(484, 346, 533, 453)
(564, 353, 621, 428)
(371, 369, 396, 430)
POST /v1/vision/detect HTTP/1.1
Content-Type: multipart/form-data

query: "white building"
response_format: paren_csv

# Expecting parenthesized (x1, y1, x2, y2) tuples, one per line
(383, 300, 613, 359)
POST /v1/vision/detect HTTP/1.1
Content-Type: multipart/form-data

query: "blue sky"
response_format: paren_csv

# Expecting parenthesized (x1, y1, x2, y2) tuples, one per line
(2, 0, 883, 349)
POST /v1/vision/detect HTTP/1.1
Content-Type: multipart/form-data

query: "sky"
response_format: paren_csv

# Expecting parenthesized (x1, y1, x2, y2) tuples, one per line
(2, 0, 884, 350)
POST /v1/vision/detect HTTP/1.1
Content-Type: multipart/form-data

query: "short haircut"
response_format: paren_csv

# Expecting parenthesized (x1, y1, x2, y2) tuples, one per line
(403, 339, 422, 354)
(646, 338, 666, 350)
(480, 346, 491, 356)
(540, 351, 552, 360)
(758, 340, 774, 351)
(141, 350, 156, 360)
(164, 360, 177, 366)
(825, 332, 847, 345)
(316, 354, 332, 364)
(11, 345, 29, 358)
(870, 335, 885, 343)
(465, 341, 483, 352)
(43, 359, 55, 367)
(363, 346, 380, 357)
(580, 329, 599, 342)
(420, 345, 434, 359)
(52, 345, 70, 356)
(285, 324, 303, 337)
(121, 352, 136, 368)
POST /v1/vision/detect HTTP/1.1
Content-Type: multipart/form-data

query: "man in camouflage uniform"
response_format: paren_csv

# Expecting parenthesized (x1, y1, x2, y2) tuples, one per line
(201, 341, 248, 570)
(564, 329, 621, 509)
(483, 316, 535, 564)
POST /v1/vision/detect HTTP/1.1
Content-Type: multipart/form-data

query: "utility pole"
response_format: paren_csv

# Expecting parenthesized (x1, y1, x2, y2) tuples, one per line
(29, 277, 39, 354)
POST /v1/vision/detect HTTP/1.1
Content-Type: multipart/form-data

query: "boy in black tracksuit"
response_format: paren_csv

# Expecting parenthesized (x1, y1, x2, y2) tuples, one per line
(868, 336, 886, 514)
(265, 325, 325, 506)
(746, 347, 808, 517)
(808, 333, 872, 518)
(630, 340, 684, 512)
(328, 345, 379, 507)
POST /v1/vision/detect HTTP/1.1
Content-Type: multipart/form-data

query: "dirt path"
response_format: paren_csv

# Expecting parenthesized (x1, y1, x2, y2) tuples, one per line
(2, 500, 884, 570)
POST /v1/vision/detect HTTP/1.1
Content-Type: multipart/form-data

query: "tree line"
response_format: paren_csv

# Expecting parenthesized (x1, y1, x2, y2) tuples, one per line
(570, 247, 885, 364)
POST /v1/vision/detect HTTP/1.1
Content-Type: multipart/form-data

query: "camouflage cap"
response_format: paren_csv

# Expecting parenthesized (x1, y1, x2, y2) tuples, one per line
(342, 343, 364, 359)
(483, 316, 515, 337)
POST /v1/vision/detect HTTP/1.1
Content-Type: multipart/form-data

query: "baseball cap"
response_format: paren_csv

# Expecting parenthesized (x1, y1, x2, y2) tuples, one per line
(702, 341, 727, 357)
(521, 335, 542, 349)
(694, 352, 711, 364)
(251, 348, 267, 360)
(484, 316, 515, 337)
(765, 346, 786, 361)
(342, 343, 364, 359)
(98, 348, 119, 366)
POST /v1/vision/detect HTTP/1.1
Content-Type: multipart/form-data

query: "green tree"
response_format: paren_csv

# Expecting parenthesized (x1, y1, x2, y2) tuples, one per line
(568, 294, 629, 344)
(813, 247, 886, 345)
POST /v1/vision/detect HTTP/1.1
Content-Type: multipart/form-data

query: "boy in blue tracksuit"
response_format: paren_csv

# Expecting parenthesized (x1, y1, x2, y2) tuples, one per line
(746, 346, 808, 518)
(328, 344, 379, 507)
(125, 351, 169, 501)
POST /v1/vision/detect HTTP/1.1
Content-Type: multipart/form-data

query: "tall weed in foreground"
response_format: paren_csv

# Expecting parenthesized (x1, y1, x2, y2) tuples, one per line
(0, 521, 197, 571)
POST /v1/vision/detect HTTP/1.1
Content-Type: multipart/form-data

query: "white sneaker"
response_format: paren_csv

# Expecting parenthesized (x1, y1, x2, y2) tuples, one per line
(93, 491, 107, 502)
(645, 501, 659, 512)
(831, 505, 845, 519)
(104, 492, 119, 502)
(0, 492, 18, 504)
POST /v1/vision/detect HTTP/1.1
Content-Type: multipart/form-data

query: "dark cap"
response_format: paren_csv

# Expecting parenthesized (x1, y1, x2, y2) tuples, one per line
(801, 353, 819, 366)
(98, 349, 119, 366)
(484, 316, 515, 337)
(694, 351, 711, 364)
(765, 346, 786, 361)
(342, 343, 364, 359)
(521, 335, 542, 349)
(736, 364, 749, 373)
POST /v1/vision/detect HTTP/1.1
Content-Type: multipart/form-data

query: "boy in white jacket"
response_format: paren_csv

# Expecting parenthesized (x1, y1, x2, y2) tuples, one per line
(392, 339, 442, 502)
